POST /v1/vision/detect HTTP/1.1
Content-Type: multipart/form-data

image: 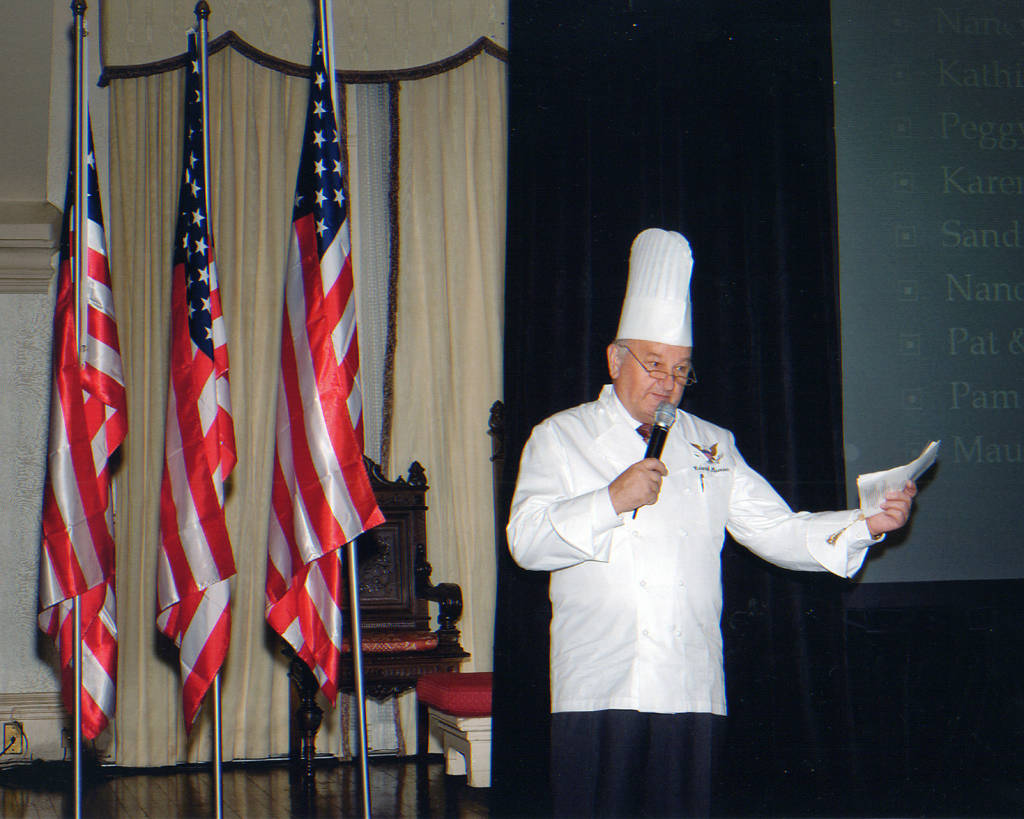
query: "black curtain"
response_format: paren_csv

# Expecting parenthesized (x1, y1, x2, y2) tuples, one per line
(494, 1, 854, 816)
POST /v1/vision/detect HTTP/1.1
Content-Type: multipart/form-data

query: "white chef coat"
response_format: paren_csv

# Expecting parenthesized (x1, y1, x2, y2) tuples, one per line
(507, 384, 877, 716)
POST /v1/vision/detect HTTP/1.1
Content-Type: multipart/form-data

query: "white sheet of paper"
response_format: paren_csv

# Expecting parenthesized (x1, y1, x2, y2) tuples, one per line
(856, 440, 940, 516)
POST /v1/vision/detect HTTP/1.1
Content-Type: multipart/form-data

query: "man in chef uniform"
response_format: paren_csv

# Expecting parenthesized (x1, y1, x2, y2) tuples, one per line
(506, 228, 917, 817)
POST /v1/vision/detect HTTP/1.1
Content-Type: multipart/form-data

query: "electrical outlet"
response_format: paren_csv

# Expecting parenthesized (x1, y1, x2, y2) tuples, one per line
(3, 722, 24, 755)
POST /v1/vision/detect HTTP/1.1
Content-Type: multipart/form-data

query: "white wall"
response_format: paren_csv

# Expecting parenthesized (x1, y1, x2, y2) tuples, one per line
(0, 1, 53, 201)
(0, 0, 110, 763)
(0, 291, 66, 763)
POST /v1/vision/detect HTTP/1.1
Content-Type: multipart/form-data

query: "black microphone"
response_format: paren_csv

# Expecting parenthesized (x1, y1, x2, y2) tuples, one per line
(644, 401, 676, 462)
(633, 401, 676, 518)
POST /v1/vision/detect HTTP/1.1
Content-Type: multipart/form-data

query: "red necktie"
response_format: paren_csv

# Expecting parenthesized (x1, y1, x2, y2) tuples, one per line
(637, 424, 652, 442)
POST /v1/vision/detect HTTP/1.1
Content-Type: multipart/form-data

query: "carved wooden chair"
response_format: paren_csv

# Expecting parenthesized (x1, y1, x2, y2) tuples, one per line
(285, 459, 469, 778)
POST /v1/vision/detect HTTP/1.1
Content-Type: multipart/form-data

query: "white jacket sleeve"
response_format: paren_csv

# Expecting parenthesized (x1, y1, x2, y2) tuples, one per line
(725, 442, 877, 578)
(506, 422, 623, 572)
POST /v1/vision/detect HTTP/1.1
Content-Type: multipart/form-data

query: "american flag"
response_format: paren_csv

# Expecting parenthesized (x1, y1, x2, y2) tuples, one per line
(156, 31, 237, 730)
(39, 123, 127, 740)
(265, 20, 384, 703)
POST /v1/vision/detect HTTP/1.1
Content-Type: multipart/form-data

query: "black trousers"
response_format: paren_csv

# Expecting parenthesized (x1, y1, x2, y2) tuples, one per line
(550, 710, 725, 819)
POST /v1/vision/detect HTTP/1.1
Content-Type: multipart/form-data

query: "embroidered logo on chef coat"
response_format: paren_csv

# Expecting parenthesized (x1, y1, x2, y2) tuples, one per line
(691, 441, 720, 464)
(690, 441, 729, 474)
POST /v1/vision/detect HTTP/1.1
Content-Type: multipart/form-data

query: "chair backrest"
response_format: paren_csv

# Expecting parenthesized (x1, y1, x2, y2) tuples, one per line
(344, 459, 430, 634)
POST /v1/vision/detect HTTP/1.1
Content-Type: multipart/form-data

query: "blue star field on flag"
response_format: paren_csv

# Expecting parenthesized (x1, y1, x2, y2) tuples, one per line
(174, 32, 215, 361)
(59, 128, 105, 258)
(293, 32, 348, 258)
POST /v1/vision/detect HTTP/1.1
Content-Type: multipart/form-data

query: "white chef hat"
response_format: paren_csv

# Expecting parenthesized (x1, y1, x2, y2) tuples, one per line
(615, 228, 693, 347)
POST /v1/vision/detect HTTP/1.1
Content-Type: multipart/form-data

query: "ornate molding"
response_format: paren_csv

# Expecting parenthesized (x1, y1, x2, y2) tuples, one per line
(364, 457, 428, 490)
(0, 202, 60, 294)
(0, 691, 63, 720)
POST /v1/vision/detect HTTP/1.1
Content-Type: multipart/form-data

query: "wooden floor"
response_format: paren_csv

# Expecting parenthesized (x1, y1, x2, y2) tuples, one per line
(0, 755, 490, 818)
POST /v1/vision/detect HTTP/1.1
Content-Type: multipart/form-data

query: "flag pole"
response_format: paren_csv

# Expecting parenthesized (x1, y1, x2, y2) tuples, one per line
(213, 675, 223, 818)
(317, 1, 372, 815)
(345, 544, 371, 817)
(71, 3, 88, 816)
(193, 5, 225, 818)
(73, 601, 83, 819)
(73, 0, 88, 361)
(196, 1, 214, 237)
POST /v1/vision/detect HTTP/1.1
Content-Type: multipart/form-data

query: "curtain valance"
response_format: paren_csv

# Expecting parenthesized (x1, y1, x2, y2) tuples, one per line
(100, 30, 507, 86)
(99, 0, 506, 72)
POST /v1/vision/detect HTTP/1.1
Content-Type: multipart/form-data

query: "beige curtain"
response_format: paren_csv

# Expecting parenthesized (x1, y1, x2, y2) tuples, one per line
(108, 47, 306, 764)
(389, 53, 506, 673)
(106, 42, 505, 764)
(380, 52, 508, 753)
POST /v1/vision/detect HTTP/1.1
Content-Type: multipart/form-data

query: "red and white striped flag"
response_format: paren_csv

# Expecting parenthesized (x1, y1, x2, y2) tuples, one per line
(265, 17, 384, 704)
(39, 123, 127, 740)
(156, 31, 237, 730)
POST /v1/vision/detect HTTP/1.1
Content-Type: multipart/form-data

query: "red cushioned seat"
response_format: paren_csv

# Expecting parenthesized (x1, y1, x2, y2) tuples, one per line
(417, 672, 492, 716)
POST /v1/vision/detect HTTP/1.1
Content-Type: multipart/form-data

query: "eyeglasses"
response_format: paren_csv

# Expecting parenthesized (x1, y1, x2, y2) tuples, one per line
(619, 344, 697, 387)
